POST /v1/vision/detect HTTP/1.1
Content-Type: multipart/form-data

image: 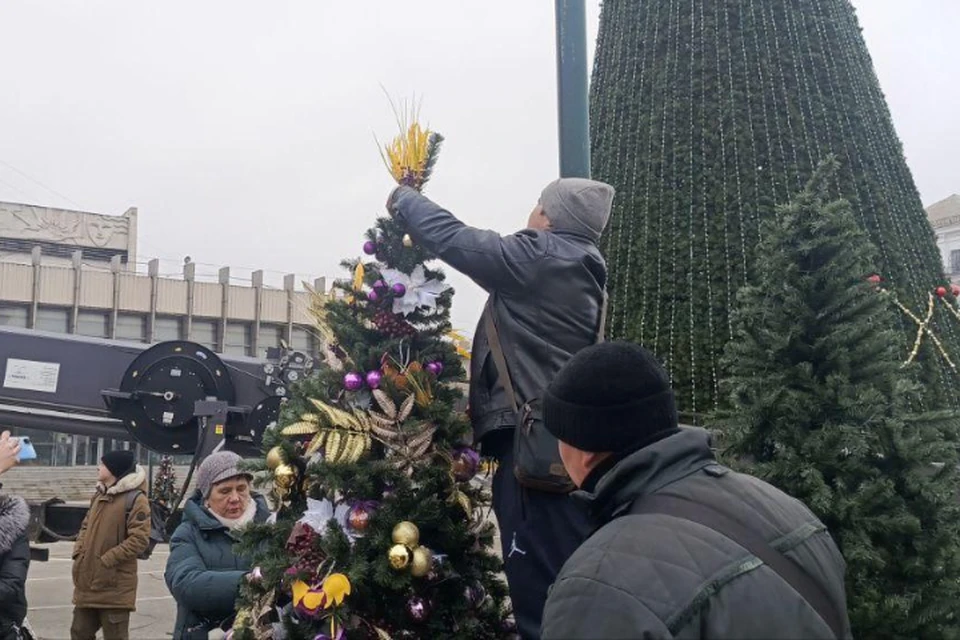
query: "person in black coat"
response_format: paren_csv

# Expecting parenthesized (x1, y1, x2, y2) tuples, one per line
(0, 493, 30, 640)
(539, 342, 851, 639)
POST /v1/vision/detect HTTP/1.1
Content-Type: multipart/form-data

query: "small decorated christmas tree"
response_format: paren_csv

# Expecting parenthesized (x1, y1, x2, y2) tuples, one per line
(152, 454, 178, 508)
(232, 109, 509, 640)
(717, 158, 960, 638)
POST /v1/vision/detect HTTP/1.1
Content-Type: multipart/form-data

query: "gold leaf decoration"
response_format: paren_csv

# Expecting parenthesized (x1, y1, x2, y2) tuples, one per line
(281, 421, 320, 436)
(367, 392, 436, 475)
(284, 398, 373, 464)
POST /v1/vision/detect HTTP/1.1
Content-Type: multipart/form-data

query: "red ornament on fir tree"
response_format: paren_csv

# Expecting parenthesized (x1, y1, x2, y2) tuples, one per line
(952, 284, 960, 297)
(347, 501, 378, 533)
(936, 286, 948, 298)
(867, 274, 882, 285)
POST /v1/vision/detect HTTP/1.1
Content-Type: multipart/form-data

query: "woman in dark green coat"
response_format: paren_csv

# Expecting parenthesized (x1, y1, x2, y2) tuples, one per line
(164, 452, 270, 639)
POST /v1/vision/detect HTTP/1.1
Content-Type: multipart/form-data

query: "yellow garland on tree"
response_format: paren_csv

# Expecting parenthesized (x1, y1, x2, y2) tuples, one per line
(884, 291, 957, 371)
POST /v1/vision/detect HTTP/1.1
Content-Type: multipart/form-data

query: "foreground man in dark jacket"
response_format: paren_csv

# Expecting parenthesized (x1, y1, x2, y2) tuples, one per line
(540, 342, 852, 639)
(389, 178, 613, 637)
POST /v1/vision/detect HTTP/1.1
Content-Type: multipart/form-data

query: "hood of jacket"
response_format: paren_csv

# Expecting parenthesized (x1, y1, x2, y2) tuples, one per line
(0, 494, 29, 556)
(573, 427, 716, 522)
(97, 465, 147, 496)
(182, 490, 270, 532)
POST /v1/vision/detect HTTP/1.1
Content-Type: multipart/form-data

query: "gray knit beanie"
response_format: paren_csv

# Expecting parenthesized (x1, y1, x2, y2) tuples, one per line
(196, 451, 251, 499)
(540, 178, 615, 241)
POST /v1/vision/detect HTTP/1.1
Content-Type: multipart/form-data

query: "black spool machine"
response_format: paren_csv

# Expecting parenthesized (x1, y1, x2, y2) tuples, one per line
(102, 340, 315, 529)
(0, 325, 317, 542)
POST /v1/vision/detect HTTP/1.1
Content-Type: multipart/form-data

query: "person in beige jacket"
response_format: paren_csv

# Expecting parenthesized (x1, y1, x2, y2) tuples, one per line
(71, 450, 150, 640)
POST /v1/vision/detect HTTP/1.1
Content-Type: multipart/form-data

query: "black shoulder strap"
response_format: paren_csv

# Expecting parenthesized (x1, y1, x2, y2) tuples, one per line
(634, 494, 844, 639)
(124, 489, 145, 517)
(483, 299, 520, 414)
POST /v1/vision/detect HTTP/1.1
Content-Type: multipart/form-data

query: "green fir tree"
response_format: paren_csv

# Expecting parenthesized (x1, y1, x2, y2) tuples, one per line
(590, 0, 959, 419)
(152, 454, 178, 508)
(232, 123, 508, 640)
(717, 158, 960, 638)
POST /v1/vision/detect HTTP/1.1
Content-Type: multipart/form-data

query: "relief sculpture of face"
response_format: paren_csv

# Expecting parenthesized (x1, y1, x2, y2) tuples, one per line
(85, 215, 123, 247)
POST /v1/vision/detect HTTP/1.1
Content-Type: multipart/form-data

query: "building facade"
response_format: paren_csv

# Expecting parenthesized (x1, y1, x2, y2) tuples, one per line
(928, 194, 960, 283)
(0, 200, 137, 269)
(1, 201, 326, 465)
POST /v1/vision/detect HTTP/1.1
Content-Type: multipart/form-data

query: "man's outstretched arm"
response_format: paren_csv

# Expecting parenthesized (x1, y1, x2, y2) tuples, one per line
(389, 186, 543, 294)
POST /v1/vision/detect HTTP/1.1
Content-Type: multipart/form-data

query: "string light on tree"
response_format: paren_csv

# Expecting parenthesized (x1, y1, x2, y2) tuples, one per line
(591, 0, 960, 414)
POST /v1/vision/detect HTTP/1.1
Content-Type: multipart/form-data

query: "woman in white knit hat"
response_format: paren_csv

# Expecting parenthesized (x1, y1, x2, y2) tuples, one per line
(164, 451, 269, 639)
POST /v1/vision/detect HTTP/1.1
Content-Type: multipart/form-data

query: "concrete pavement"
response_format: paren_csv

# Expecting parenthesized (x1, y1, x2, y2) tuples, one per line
(24, 542, 192, 640)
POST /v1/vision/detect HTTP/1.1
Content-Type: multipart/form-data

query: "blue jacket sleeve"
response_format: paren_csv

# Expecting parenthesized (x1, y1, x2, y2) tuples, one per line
(164, 525, 244, 620)
(391, 186, 545, 294)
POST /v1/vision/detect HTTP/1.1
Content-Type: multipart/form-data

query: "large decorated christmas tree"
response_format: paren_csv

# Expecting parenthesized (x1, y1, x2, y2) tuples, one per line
(231, 115, 509, 639)
(590, 0, 960, 418)
(718, 159, 960, 637)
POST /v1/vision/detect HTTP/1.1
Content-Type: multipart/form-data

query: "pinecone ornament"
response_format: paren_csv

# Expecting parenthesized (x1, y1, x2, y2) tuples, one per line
(374, 310, 417, 338)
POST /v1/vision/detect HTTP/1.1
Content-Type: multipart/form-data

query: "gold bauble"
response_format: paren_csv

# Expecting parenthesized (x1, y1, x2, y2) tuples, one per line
(392, 521, 420, 548)
(266, 446, 284, 470)
(388, 544, 412, 570)
(274, 463, 297, 490)
(402, 233, 414, 248)
(410, 546, 433, 578)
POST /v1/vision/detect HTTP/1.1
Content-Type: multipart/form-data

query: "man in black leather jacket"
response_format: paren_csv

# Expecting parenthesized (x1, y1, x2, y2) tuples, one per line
(389, 178, 614, 638)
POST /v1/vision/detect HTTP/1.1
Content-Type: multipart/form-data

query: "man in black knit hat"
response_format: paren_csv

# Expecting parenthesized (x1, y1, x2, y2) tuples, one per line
(71, 450, 149, 640)
(540, 342, 852, 639)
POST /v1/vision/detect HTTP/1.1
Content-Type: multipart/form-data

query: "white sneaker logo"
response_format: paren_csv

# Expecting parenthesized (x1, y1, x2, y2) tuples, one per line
(508, 532, 527, 558)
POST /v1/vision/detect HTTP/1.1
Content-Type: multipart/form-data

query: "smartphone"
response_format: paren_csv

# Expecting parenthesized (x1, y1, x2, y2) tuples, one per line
(16, 437, 37, 461)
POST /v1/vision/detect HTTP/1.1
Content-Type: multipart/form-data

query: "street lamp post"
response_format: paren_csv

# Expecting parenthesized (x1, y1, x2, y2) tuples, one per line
(555, 0, 591, 178)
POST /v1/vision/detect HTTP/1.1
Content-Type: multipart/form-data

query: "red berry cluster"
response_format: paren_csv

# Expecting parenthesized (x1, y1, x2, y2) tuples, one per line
(285, 523, 326, 576)
(374, 310, 417, 338)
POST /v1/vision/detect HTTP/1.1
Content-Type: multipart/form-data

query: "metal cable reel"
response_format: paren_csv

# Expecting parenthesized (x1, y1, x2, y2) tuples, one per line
(104, 341, 235, 455)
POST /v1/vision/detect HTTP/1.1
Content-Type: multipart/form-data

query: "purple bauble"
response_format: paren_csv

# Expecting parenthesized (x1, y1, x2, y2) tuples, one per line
(406, 595, 431, 623)
(343, 372, 364, 391)
(362, 240, 377, 255)
(426, 361, 444, 376)
(452, 447, 481, 482)
(391, 282, 407, 297)
(373, 279, 387, 291)
(365, 370, 383, 389)
(367, 289, 380, 303)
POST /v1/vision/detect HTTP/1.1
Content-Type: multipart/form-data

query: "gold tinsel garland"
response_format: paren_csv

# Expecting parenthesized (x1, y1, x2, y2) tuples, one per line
(883, 290, 957, 372)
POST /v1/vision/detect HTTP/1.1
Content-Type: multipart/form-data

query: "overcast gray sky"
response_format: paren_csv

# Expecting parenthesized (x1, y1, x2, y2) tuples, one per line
(0, 1, 957, 335)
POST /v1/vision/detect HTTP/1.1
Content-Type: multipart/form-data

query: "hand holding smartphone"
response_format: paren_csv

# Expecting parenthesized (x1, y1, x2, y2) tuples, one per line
(0, 430, 22, 473)
(16, 437, 37, 461)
